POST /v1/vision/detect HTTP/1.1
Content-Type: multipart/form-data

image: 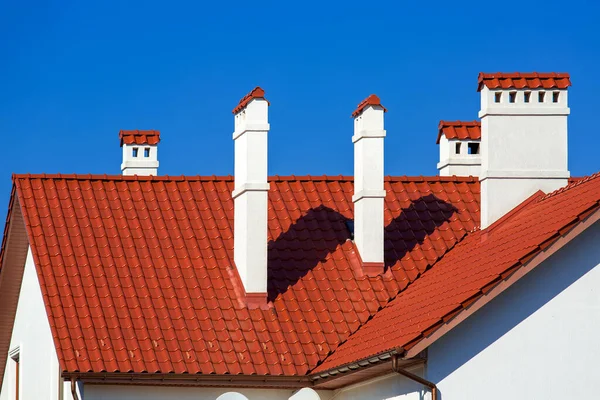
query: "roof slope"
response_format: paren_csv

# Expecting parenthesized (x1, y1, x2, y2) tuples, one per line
(315, 173, 600, 372)
(13, 174, 479, 376)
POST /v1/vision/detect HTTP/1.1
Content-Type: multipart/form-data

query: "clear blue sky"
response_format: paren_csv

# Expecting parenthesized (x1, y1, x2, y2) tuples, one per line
(1, 0, 599, 223)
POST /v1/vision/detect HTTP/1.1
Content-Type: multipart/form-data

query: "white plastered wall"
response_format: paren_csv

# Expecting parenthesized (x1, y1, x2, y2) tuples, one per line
(82, 385, 334, 400)
(82, 367, 425, 400)
(352, 105, 386, 264)
(121, 144, 159, 176)
(479, 86, 570, 227)
(426, 221, 600, 400)
(232, 98, 270, 295)
(437, 136, 481, 177)
(0, 247, 73, 400)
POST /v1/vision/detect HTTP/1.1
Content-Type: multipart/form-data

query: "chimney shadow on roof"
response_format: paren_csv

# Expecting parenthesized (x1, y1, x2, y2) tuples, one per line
(384, 194, 459, 271)
(267, 205, 352, 302)
(267, 195, 459, 301)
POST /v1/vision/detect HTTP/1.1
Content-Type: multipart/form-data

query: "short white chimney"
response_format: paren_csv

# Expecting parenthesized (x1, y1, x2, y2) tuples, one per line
(232, 87, 270, 307)
(437, 121, 481, 177)
(120, 130, 160, 176)
(352, 94, 387, 276)
(479, 72, 571, 228)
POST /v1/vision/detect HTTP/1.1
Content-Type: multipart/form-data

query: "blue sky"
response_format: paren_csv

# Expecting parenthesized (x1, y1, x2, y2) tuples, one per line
(1, 0, 599, 221)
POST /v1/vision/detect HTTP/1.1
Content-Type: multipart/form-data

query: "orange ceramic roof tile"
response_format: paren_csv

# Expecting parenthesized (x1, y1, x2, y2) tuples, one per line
(351, 94, 387, 118)
(11, 174, 479, 376)
(119, 130, 161, 146)
(436, 121, 481, 144)
(314, 172, 600, 372)
(232, 87, 269, 114)
(477, 72, 572, 92)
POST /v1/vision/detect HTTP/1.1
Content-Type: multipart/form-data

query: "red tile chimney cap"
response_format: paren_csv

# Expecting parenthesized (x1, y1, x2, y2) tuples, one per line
(119, 130, 161, 147)
(436, 120, 481, 144)
(352, 94, 387, 118)
(232, 86, 270, 114)
(477, 72, 571, 92)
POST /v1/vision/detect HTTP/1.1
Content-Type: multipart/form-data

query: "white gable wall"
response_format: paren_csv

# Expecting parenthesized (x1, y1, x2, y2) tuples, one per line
(0, 247, 73, 400)
(426, 220, 600, 399)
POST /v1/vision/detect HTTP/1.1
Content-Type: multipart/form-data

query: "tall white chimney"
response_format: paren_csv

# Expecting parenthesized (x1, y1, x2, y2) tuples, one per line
(120, 130, 160, 176)
(436, 120, 481, 177)
(352, 94, 387, 276)
(479, 72, 571, 228)
(232, 87, 270, 307)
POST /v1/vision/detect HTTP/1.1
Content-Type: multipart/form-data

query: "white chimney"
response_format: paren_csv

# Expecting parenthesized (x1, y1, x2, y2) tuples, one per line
(232, 87, 270, 307)
(120, 130, 160, 176)
(437, 121, 481, 177)
(352, 94, 387, 276)
(479, 72, 571, 228)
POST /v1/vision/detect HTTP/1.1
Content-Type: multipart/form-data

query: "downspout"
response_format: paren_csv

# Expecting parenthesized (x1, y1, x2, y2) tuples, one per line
(392, 354, 438, 400)
(71, 377, 80, 400)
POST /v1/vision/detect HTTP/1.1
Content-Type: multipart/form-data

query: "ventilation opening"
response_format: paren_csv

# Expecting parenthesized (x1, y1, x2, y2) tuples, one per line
(509, 92, 516, 103)
(538, 92, 545, 103)
(494, 92, 502, 103)
(132, 148, 139, 157)
(468, 142, 480, 155)
(455, 142, 462, 154)
(553, 92, 560, 103)
(524, 91, 531, 103)
(144, 148, 150, 157)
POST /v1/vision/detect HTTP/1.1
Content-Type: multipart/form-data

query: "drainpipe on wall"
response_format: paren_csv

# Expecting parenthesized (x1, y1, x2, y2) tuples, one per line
(392, 355, 438, 400)
(71, 377, 80, 400)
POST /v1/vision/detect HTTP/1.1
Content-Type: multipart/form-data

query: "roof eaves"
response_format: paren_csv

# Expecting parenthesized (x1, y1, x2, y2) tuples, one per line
(0, 185, 30, 388)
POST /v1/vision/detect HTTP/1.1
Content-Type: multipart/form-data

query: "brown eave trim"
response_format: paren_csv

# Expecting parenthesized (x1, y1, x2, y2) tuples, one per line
(404, 206, 600, 358)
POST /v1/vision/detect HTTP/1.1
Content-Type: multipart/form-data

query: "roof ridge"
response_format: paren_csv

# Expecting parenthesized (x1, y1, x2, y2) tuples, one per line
(11, 173, 480, 183)
(483, 190, 545, 234)
(311, 227, 476, 374)
(539, 171, 600, 201)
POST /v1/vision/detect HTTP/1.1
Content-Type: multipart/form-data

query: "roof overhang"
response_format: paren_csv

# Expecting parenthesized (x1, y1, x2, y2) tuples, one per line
(61, 353, 426, 391)
(0, 190, 29, 389)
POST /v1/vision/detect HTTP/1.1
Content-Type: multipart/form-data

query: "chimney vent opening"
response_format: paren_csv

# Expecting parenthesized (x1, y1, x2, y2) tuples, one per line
(468, 142, 480, 155)
(524, 91, 531, 103)
(144, 148, 150, 157)
(509, 92, 516, 103)
(132, 148, 139, 157)
(553, 92, 560, 103)
(494, 92, 502, 103)
(538, 91, 546, 103)
(455, 142, 462, 154)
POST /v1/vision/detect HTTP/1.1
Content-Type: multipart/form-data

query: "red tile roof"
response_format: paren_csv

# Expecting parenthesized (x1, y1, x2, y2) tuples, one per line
(119, 130, 161, 147)
(477, 72, 572, 92)
(232, 87, 269, 114)
(351, 94, 387, 118)
(436, 121, 481, 144)
(13, 174, 479, 376)
(315, 172, 600, 372)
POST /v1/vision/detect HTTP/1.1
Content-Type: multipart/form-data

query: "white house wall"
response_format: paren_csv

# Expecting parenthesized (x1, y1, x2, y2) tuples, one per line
(83, 366, 425, 400)
(330, 367, 424, 400)
(83, 385, 334, 400)
(0, 247, 72, 400)
(426, 220, 600, 400)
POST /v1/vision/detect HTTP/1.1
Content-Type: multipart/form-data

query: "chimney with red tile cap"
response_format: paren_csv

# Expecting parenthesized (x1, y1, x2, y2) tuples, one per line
(119, 130, 160, 175)
(352, 95, 387, 275)
(232, 87, 270, 307)
(478, 73, 571, 228)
